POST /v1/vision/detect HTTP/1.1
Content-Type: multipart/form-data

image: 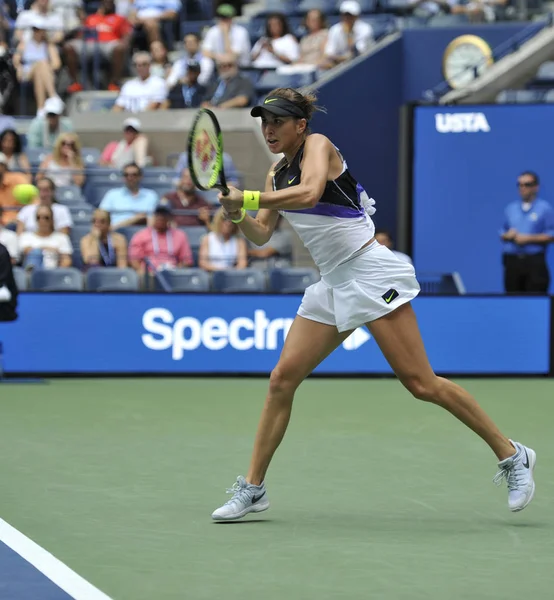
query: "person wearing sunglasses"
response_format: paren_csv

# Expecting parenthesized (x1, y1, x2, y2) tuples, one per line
(19, 204, 72, 270)
(501, 171, 554, 294)
(80, 209, 128, 269)
(36, 132, 85, 188)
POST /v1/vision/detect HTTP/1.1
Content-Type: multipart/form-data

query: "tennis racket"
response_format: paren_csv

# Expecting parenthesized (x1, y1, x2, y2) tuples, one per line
(187, 108, 229, 195)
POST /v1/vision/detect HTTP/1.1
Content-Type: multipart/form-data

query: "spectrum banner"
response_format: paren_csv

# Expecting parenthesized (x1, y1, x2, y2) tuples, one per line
(2, 294, 550, 374)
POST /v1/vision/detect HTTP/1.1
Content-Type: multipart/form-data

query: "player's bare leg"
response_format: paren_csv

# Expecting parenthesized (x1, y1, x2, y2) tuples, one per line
(211, 317, 351, 521)
(367, 302, 536, 511)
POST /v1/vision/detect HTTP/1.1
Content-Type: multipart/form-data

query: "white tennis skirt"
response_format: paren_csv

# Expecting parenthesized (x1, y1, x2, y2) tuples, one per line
(297, 240, 420, 332)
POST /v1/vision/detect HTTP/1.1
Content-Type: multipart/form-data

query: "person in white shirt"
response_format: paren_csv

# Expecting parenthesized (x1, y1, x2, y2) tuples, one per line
(202, 4, 251, 67)
(375, 230, 413, 265)
(167, 32, 214, 88)
(251, 13, 300, 70)
(14, 0, 64, 44)
(16, 177, 73, 235)
(322, 0, 373, 69)
(20, 205, 72, 269)
(112, 52, 168, 113)
(0, 207, 19, 264)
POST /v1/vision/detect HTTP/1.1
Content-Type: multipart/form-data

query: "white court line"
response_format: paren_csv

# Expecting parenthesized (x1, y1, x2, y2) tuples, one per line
(0, 517, 113, 600)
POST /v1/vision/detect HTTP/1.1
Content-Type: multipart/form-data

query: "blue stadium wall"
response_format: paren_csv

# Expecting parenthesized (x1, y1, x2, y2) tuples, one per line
(3, 293, 551, 375)
(312, 24, 538, 235)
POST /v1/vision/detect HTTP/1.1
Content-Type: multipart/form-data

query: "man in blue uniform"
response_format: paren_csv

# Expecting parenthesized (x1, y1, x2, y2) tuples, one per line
(501, 171, 554, 293)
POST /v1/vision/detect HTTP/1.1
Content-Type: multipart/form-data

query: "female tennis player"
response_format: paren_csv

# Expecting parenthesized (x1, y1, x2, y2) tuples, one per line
(211, 88, 536, 521)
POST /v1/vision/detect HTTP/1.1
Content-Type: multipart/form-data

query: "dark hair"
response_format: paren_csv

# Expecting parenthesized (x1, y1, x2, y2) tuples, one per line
(0, 129, 22, 154)
(184, 32, 200, 42)
(37, 177, 58, 204)
(123, 162, 142, 176)
(304, 8, 327, 30)
(265, 13, 290, 38)
(267, 87, 323, 122)
(519, 171, 539, 185)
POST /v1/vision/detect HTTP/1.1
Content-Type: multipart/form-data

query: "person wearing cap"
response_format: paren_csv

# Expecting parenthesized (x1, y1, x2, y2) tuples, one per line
(26, 95, 73, 150)
(12, 14, 61, 113)
(129, 205, 193, 274)
(14, 0, 64, 45)
(63, 0, 133, 94)
(99, 118, 150, 169)
(128, 0, 180, 48)
(168, 60, 206, 109)
(202, 3, 251, 67)
(202, 54, 254, 110)
(0, 152, 29, 224)
(166, 33, 214, 89)
(322, 0, 373, 69)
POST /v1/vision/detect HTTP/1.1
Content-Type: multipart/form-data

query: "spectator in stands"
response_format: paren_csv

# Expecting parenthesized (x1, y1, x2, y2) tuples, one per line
(202, 4, 251, 67)
(297, 10, 328, 68)
(167, 33, 214, 89)
(26, 96, 73, 150)
(199, 207, 247, 271)
(112, 51, 168, 113)
(202, 55, 254, 110)
(0, 152, 29, 224)
(248, 215, 293, 269)
(80, 208, 128, 268)
(129, 204, 193, 273)
(0, 129, 31, 181)
(0, 207, 20, 264)
(36, 132, 85, 188)
(501, 171, 554, 294)
(168, 60, 206, 109)
(19, 204, 72, 269)
(16, 177, 73, 235)
(322, 0, 373, 70)
(14, 0, 64, 44)
(12, 15, 62, 113)
(375, 229, 413, 265)
(175, 150, 241, 188)
(160, 167, 211, 227)
(251, 13, 300, 70)
(99, 118, 149, 169)
(149, 40, 171, 79)
(128, 0, 180, 48)
(99, 162, 158, 228)
(64, 0, 132, 94)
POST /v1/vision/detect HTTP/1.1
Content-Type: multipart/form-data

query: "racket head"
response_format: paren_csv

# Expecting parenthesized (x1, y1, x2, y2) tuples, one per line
(187, 108, 229, 195)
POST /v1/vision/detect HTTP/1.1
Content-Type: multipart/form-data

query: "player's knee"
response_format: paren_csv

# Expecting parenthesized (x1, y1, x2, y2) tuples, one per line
(269, 364, 300, 397)
(403, 374, 440, 402)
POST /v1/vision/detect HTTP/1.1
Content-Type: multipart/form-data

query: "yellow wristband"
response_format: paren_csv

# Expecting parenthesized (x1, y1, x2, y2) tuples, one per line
(243, 190, 260, 211)
(230, 208, 246, 224)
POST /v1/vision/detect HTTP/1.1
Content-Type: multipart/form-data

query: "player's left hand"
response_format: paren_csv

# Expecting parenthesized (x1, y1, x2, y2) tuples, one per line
(514, 233, 531, 245)
(218, 186, 243, 212)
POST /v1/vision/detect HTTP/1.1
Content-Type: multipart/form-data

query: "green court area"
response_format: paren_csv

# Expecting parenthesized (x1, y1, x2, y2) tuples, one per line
(0, 378, 553, 599)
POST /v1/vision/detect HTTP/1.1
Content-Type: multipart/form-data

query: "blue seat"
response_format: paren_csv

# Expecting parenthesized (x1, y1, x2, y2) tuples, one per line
(367, 14, 398, 39)
(69, 224, 91, 249)
(296, 0, 336, 13)
(86, 183, 118, 207)
(85, 168, 121, 180)
(57, 185, 84, 205)
(86, 267, 139, 291)
(26, 147, 48, 167)
(30, 268, 83, 291)
(418, 273, 463, 295)
(142, 168, 177, 183)
(118, 226, 142, 244)
(496, 90, 544, 104)
(256, 71, 316, 95)
(534, 61, 554, 85)
(13, 267, 27, 291)
(180, 226, 207, 248)
(212, 269, 267, 293)
(154, 268, 211, 292)
(82, 147, 101, 166)
(69, 204, 93, 224)
(269, 268, 319, 293)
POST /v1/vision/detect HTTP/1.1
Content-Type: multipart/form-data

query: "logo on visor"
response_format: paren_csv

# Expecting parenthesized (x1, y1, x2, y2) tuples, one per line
(264, 98, 278, 104)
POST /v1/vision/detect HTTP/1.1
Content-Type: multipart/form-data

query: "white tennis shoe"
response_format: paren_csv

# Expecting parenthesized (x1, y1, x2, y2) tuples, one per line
(493, 440, 536, 512)
(211, 476, 269, 521)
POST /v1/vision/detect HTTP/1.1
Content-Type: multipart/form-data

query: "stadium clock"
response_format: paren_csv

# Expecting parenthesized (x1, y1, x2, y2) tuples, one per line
(442, 35, 494, 90)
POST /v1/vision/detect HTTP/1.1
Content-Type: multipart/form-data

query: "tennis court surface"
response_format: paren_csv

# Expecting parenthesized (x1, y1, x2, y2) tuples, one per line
(0, 378, 552, 600)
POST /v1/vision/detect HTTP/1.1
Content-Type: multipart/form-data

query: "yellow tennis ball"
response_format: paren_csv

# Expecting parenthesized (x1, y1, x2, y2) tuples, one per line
(13, 184, 39, 205)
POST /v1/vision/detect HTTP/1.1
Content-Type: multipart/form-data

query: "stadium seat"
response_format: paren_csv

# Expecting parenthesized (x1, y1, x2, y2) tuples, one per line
(496, 90, 544, 103)
(69, 224, 91, 249)
(212, 269, 267, 293)
(86, 183, 118, 207)
(118, 226, 142, 244)
(13, 267, 27, 291)
(418, 273, 464, 295)
(531, 61, 554, 86)
(30, 268, 83, 291)
(82, 147, 101, 166)
(142, 168, 177, 183)
(180, 226, 207, 248)
(154, 268, 211, 292)
(85, 168, 121, 181)
(26, 147, 48, 167)
(297, 0, 336, 14)
(256, 71, 317, 95)
(57, 185, 84, 205)
(86, 267, 139, 291)
(69, 205, 93, 225)
(269, 268, 319, 293)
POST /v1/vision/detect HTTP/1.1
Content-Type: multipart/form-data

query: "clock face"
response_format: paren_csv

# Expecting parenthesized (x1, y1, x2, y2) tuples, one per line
(443, 36, 493, 89)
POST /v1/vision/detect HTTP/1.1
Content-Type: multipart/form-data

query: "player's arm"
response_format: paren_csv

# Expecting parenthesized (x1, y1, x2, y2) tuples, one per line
(227, 164, 280, 246)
